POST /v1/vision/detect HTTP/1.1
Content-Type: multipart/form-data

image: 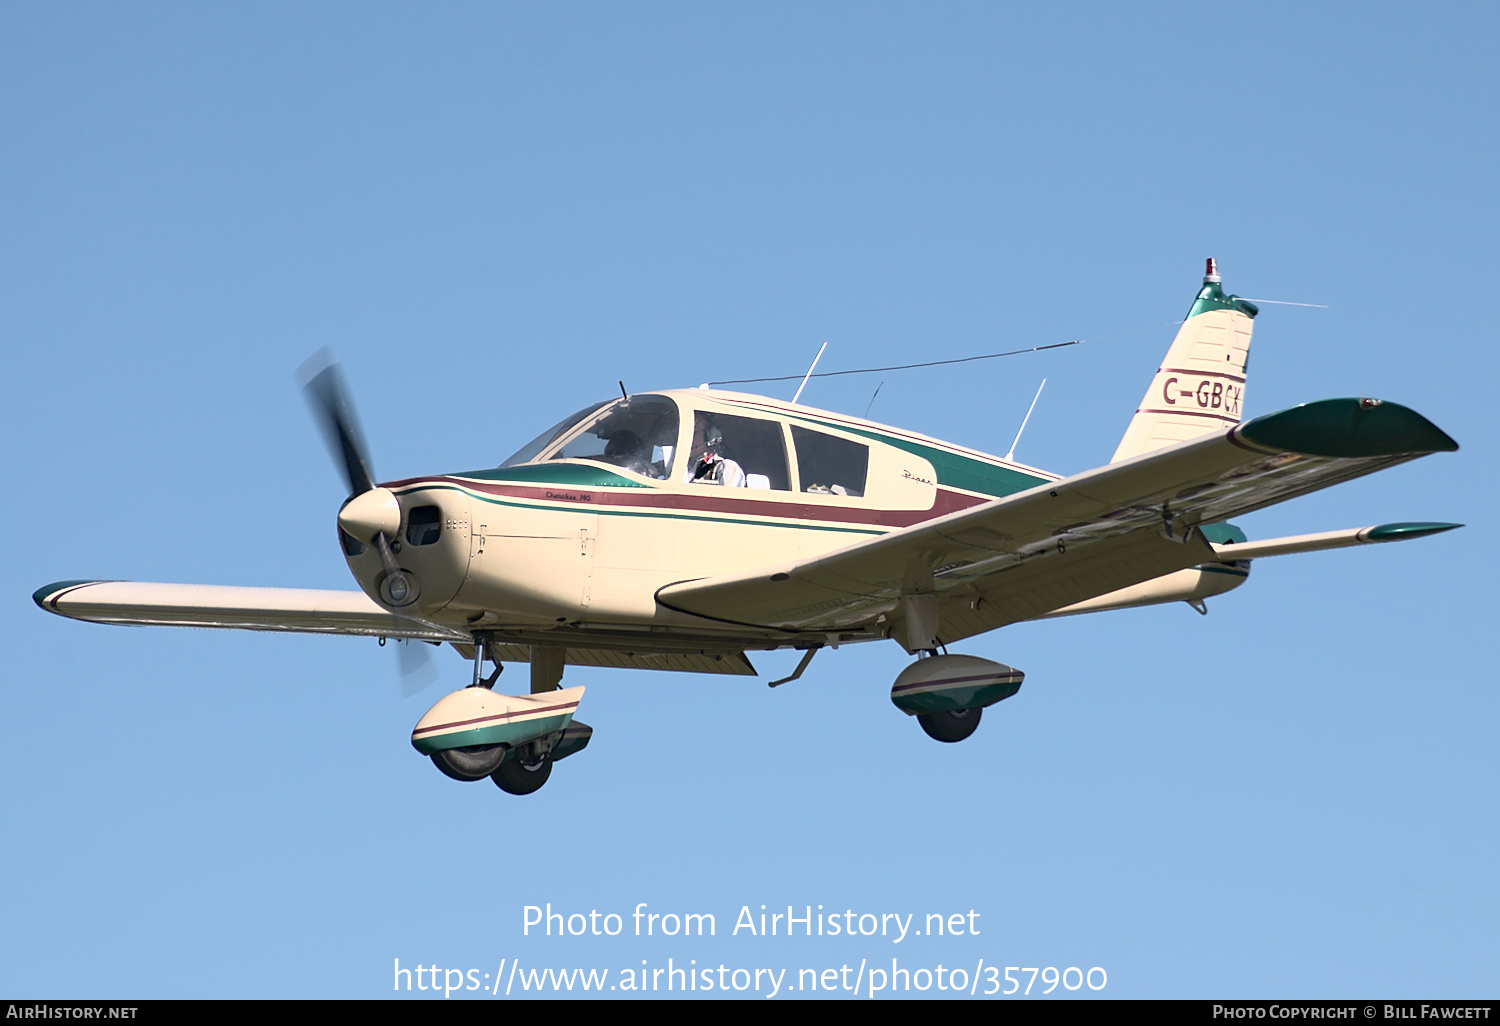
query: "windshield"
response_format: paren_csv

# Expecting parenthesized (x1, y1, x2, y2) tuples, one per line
(499, 401, 611, 467)
(541, 395, 680, 480)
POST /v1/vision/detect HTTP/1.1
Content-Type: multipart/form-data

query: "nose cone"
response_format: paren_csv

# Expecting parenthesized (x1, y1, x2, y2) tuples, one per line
(338, 487, 401, 542)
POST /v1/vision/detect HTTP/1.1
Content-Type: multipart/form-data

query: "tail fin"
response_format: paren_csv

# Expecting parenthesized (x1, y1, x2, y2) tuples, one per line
(1111, 259, 1259, 463)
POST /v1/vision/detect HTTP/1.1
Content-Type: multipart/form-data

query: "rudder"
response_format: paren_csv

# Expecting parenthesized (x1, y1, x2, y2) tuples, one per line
(1111, 259, 1259, 463)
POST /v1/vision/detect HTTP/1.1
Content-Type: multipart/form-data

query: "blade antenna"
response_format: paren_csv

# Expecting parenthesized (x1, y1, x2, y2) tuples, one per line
(1004, 378, 1047, 462)
(791, 341, 828, 405)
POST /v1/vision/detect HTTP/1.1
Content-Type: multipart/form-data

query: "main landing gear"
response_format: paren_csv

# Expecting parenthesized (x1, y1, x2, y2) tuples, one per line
(890, 652, 1024, 744)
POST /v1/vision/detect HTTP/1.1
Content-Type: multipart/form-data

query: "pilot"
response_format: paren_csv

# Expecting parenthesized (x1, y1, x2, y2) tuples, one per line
(603, 429, 652, 476)
(686, 420, 746, 487)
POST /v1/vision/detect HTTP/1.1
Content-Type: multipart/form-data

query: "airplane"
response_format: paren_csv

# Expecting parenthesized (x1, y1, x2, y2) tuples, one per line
(32, 259, 1460, 796)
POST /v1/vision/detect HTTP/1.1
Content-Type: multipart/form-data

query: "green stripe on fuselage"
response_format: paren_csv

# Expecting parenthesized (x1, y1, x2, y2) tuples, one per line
(452, 463, 649, 488)
(397, 482, 887, 537)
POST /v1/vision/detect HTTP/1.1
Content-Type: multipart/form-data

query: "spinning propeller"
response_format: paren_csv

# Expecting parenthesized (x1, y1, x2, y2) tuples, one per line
(298, 350, 436, 693)
(298, 349, 417, 607)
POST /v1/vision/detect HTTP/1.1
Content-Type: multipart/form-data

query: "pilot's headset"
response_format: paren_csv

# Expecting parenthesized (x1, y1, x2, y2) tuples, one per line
(703, 423, 726, 460)
(694, 421, 728, 479)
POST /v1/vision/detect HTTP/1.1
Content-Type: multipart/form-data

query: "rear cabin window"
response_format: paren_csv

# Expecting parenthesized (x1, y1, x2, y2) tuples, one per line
(792, 426, 868, 497)
(685, 412, 790, 490)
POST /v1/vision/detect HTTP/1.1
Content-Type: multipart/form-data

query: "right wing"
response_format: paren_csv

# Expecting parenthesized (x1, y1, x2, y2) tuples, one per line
(32, 580, 469, 642)
(657, 398, 1458, 647)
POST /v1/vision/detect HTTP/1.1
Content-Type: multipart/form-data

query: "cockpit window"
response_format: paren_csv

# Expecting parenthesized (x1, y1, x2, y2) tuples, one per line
(499, 401, 612, 468)
(541, 395, 680, 480)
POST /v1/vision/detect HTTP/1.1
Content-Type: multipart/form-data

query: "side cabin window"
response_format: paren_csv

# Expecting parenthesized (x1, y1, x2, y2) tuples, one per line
(791, 426, 868, 497)
(543, 395, 680, 481)
(685, 412, 790, 490)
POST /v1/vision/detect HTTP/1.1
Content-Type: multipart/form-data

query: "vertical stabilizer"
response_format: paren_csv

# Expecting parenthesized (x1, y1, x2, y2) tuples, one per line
(1110, 259, 1259, 463)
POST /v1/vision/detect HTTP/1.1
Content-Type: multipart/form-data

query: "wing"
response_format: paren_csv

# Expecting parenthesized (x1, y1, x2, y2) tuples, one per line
(32, 580, 469, 642)
(656, 398, 1457, 647)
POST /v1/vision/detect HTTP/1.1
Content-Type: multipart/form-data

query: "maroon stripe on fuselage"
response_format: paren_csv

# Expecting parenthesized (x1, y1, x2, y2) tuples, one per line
(385, 475, 990, 529)
(891, 671, 1024, 695)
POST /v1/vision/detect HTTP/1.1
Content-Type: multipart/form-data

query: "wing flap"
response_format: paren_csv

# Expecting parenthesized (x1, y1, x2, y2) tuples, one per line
(657, 398, 1457, 640)
(32, 580, 468, 642)
(480, 643, 758, 676)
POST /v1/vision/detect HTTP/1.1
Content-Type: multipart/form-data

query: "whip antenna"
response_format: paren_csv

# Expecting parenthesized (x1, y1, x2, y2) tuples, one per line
(1004, 378, 1047, 463)
(1239, 298, 1330, 308)
(791, 341, 828, 405)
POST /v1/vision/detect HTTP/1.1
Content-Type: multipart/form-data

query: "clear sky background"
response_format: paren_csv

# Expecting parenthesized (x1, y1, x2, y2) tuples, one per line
(3, 1, 1494, 1000)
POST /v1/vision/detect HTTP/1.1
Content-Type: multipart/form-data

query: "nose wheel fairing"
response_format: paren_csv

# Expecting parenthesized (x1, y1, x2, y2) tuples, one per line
(411, 686, 584, 755)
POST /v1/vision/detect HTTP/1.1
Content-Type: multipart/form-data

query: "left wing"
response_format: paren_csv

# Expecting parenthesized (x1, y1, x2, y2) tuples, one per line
(656, 398, 1457, 648)
(32, 580, 470, 642)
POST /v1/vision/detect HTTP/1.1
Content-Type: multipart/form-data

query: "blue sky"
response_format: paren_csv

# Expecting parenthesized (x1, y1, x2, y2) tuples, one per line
(3, 2, 1494, 999)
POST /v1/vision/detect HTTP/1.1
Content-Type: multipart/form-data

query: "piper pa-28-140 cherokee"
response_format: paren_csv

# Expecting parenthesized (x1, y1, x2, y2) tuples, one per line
(33, 260, 1460, 795)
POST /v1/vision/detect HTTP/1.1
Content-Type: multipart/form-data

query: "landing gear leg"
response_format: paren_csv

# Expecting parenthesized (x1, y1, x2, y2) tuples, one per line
(470, 632, 503, 689)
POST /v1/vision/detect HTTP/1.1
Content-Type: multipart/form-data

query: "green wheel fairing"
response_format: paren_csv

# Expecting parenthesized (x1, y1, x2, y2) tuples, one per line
(890, 678, 1022, 717)
(411, 712, 574, 755)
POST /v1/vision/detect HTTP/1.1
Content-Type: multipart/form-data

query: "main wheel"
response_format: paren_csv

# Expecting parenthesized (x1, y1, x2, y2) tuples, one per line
(917, 706, 982, 743)
(492, 752, 553, 795)
(431, 744, 507, 781)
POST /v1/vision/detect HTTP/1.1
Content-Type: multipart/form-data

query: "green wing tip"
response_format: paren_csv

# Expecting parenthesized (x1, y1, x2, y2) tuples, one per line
(31, 580, 98, 611)
(1367, 522, 1464, 542)
(1239, 398, 1459, 458)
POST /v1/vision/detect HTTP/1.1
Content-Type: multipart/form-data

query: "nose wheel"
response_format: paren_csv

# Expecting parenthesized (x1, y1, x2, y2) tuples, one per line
(492, 750, 553, 795)
(430, 744, 507, 781)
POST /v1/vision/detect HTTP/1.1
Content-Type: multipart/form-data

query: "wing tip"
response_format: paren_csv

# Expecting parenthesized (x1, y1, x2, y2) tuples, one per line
(1238, 398, 1458, 458)
(32, 580, 103, 613)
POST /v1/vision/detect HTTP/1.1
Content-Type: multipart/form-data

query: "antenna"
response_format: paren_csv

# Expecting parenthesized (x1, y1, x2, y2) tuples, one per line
(863, 380, 884, 420)
(791, 342, 828, 405)
(1239, 298, 1330, 308)
(1004, 378, 1047, 462)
